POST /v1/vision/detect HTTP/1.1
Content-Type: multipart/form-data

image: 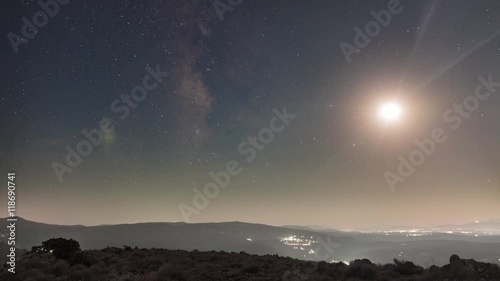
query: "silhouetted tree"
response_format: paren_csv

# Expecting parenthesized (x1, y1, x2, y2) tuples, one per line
(32, 238, 81, 260)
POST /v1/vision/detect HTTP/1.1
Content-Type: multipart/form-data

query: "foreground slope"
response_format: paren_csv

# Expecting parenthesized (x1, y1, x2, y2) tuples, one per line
(1, 247, 499, 281)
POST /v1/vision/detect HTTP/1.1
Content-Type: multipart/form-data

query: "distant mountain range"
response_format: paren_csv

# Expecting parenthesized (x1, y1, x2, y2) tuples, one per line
(1, 217, 499, 267)
(434, 220, 500, 234)
(352, 220, 500, 235)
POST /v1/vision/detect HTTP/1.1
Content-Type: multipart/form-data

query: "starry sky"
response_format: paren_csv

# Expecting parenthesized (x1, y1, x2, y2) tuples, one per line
(1, 0, 499, 229)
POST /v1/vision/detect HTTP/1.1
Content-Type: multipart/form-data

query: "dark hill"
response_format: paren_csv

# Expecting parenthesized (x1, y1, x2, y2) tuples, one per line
(1, 246, 499, 281)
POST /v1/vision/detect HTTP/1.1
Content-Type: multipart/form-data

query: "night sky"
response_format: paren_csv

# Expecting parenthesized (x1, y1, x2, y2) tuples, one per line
(1, 0, 499, 229)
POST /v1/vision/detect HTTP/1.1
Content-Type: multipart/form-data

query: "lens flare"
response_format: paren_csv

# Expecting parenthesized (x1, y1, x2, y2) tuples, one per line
(380, 102, 402, 122)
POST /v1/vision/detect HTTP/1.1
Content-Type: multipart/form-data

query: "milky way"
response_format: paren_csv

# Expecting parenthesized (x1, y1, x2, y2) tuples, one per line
(0, 0, 499, 228)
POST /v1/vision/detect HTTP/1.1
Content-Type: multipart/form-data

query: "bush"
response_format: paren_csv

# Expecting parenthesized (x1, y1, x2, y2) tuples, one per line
(142, 256, 164, 271)
(345, 262, 377, 280)
(68, 251, 91, 266)
(68, 264, 91, 281)
(32, 238, 81, 260)
(393, 259, 419, 276)
(52, 259, 70, 277)
(242, 264, 260, 274)
(23, 256, 52, 272)
(157, 264, 187, 281)
(90, 262, 108, 276)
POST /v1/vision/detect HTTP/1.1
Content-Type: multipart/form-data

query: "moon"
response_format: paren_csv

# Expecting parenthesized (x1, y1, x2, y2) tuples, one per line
(379, 102, 402, 122)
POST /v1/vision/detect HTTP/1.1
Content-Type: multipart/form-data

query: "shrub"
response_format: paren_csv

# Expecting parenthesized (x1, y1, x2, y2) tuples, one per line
(71, 251, 97, 267)
(68, 264, 91, 281)
(242, 264, 260, 274)
(316, 261, 328, 273)
(157, 264, 187, 281)
(230, 261, 243, 268)
(394, 259, 419, 276)
(32, 238, 81, 260)
(52, 259, 70, 276)
(90, 262, 108, 276)
(345, 262, 377, 280)
(23, 256, 52, 271)
(142, 256, 164, 271)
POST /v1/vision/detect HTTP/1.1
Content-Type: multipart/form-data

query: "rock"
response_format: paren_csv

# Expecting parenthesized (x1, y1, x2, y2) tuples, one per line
(449, 254, 462, 265)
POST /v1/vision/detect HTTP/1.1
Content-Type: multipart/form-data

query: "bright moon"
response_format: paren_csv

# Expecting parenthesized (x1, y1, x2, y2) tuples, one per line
(380, 102, 402, 122)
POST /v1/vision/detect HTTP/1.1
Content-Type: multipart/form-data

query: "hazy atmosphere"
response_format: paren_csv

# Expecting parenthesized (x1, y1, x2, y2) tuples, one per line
(3, 1, 500, 280)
